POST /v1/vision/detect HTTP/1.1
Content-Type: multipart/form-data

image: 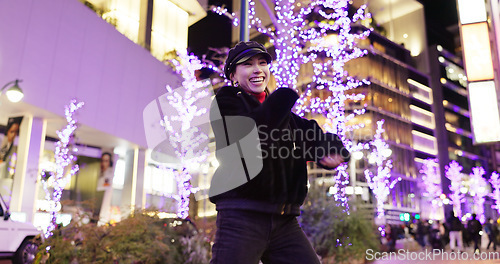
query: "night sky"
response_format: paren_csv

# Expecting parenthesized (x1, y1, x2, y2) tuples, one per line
(420, 0, 458, 27)
(188, 0, 460, 56)
(188, 0, 233, 57)
(420, 0, 459, 52)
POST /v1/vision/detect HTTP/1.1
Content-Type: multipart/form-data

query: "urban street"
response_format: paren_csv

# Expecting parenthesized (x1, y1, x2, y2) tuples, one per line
(1, 0, 500, 263)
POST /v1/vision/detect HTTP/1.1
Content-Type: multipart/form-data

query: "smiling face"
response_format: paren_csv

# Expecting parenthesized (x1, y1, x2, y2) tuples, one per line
(6, 123, 19, 143)
(230, 54, 270, 93)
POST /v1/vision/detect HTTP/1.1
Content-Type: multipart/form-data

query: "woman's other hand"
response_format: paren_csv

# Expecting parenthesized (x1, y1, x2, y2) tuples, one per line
(319, 154, 345, 169)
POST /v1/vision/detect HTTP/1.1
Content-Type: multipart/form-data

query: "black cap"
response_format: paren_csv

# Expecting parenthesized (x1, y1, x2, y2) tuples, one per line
(224, 41, 272, 80)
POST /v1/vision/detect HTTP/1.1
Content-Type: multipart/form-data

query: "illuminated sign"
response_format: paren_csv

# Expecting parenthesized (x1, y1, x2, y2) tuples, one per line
(468, 81, 500, 143)
(462, 23, 494, 82)
(457, 0, 487, 24)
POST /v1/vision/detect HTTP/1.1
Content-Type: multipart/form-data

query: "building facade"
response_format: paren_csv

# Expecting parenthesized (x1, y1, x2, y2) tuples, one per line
(0, 0, 206, 230)
(225, 0, 500, 223)
(343, 26, 436, 223)
(226, 0, 436, 223)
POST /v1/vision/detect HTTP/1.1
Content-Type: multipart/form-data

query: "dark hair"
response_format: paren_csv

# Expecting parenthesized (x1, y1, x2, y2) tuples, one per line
(5, 117, 22, 136)
(101, 152, 113, 167)
(224, 41, 272, 80)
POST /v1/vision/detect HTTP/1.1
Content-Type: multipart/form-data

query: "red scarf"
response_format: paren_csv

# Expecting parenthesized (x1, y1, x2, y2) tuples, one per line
(250, 91, 266, 103)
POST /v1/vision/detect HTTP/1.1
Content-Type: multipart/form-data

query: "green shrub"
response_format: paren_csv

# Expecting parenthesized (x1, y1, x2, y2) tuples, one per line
(299, 182, 380, 263)
(37, 211, 212, 264)
(178, 231, 212, 264)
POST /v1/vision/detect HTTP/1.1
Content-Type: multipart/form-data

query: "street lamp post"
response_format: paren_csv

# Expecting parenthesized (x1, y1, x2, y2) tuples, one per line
(0, 79, 24, 103)
(240, 0, 249, 41)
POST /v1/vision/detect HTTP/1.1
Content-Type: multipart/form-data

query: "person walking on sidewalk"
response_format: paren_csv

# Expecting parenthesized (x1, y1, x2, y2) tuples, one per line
(485, 218, 498, 251)
(467, 213, 483, 254)
(416, 219, 429, 249)
(208, 41, 350, 264)
(446, 211, 463, 252)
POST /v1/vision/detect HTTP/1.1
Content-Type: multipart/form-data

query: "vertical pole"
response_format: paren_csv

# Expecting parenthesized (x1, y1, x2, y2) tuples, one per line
(138, 0, 152, 50)
(134, 148, 147, 210)
(120, 148, 138, 218)
(240, 0, 249, 41)
(349, 157, 357, 203)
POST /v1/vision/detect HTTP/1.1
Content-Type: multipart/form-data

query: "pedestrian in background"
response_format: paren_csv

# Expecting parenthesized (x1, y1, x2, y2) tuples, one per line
(446, 211, 463, 252)
(429, 220, 445, 250)
(486, 218, 498, 251)
(416, 219, 429, 249)
(385, 225, 398, 252)
(439, 219, 450, 248)
(467, 213, 482, 254)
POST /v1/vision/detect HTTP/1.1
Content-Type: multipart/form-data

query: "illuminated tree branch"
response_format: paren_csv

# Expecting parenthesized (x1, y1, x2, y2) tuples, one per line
(42, 99, 84, 238)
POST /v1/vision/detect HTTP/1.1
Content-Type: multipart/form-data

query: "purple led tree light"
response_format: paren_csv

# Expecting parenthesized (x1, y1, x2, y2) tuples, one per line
(489, 172, 500, 215)
(209, 1, 372, 207)
(247, 0, 370, 90)
(469, 166, 487, 224)
(445, 160, 465, 218)
(210, 5, 239, 27)
(209, 0, 370, 96)
(301, 1, 371, 208)
(199, 46, 231, 85)
(364, 120, 400, 219)
(420, 158, 442, 219)
(41, 99, 84, 238)
(160, 50, 210, 219)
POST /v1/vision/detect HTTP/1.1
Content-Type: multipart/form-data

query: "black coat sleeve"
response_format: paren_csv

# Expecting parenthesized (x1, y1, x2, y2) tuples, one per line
(212, 86, 350, 169)
(291, 113, 350, 169)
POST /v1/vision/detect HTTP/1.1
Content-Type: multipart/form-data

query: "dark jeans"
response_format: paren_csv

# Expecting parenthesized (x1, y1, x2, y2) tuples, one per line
(472, 235, 480, 252)
(210, 209, 321, 264)
(487, 234, 497, 250)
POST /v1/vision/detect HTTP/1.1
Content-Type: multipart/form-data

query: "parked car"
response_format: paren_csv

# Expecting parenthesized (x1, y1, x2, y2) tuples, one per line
(0, 194, 40, 264)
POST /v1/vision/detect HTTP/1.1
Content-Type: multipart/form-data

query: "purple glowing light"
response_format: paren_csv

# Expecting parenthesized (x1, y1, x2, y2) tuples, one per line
(364, 120, 399, 218)
(489, 172, 500, 215)
(161, 51, 210, 219)
(42, 99, 84, 239)
(420, 158, 442, 219)
(469, 166, 487, 224)
(445, 160, 464, 218)
(210, 0, 372, 208)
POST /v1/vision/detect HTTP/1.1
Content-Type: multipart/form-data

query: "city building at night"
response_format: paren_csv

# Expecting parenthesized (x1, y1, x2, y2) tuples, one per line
(0, 0, 207, 231)
(428, 44, 494, 219)
(224, 0, 498, 224)
(225, 0, 436, 223)
(2, 0, 500, 233)
(339, 5, 436, 223)
(425, 0, 500, 221)
(81, 0, 207, 61)
(315, 0, 437, 223)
